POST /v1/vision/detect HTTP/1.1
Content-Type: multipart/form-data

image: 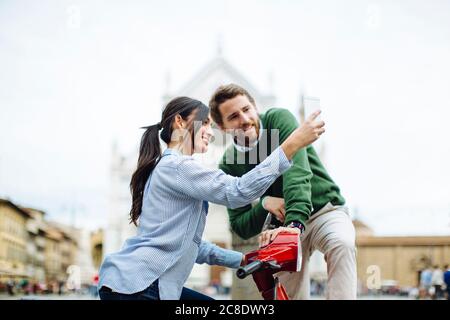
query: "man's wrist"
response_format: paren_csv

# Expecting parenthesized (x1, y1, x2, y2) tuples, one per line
(287, 221, 305, 234)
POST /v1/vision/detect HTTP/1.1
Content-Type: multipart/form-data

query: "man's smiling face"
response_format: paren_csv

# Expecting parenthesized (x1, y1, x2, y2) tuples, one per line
(218, 94, 260, 147)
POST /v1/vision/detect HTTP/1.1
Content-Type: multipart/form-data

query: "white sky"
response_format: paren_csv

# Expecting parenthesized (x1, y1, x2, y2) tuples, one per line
(1, 0, 449, 235)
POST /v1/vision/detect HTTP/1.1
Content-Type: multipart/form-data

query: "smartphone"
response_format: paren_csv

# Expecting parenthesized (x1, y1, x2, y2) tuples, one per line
(303, 96, 321, 122)
(303, 96, 323, 150)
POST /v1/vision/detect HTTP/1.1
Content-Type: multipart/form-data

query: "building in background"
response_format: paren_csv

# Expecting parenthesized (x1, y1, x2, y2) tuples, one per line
(103, 141, 137, 257)
(0, 199, 31, 282)
(90, 229, 103, 270)
(49, 221, 96, 286)
(22, 208, 46, 283)
(354, 219, 450, 291)
(43, 225, 64, 283)
(0, 198, 98, 294)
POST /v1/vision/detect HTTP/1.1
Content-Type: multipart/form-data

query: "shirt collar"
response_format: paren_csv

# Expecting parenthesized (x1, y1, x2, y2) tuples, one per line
(163, 148, 183, 157)
(232, 118, 264, 153)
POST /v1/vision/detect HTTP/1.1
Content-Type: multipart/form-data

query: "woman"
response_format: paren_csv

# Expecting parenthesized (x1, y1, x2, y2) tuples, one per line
(98, 97, 324, 300)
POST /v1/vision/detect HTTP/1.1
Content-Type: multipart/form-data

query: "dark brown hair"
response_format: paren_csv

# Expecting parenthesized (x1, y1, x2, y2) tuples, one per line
(208, 84, 256, 125)
(129, 97, 209, 226)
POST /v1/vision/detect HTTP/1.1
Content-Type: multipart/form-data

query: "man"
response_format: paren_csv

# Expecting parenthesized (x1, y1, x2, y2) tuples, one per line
(443, 265, 450, 300)
(431, 265, 444, 299)
(420, 267, 433, 298)
(209, 84, 356, 300)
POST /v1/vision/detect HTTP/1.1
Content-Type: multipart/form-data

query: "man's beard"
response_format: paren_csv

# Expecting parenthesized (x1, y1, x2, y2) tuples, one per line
(234, 135, 252, 147)
(234, 123, 259, 147)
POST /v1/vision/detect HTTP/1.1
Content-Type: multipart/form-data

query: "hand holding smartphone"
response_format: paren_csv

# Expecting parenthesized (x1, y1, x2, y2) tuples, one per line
(303, 96, 322, 122)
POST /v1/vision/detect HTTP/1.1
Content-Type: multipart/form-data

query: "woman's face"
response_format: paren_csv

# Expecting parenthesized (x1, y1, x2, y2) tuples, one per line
(193, 115, 214, 154)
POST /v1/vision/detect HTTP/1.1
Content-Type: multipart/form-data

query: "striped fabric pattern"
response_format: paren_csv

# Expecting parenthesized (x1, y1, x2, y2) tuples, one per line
(98, 146, 292, 299)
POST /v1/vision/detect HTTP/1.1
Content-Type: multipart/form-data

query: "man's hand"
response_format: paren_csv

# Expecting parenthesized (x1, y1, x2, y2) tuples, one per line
(258, 227, 300, 247)
(262, 196, 285, 223)
(281, 110, 325, 160)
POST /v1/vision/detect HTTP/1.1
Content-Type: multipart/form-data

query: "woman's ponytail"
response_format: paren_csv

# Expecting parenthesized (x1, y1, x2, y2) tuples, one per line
(129, 123, 162, 226)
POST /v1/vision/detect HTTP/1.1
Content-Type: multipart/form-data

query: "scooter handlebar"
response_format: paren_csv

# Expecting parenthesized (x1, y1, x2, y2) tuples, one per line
(236, 260, 263, 279)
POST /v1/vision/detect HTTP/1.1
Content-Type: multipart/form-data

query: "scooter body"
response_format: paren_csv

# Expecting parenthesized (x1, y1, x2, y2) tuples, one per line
(236, 231, 301, 300)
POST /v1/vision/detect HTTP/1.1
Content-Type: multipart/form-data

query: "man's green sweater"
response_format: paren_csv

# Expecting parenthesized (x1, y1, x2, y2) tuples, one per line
(219, 108, 345, 240)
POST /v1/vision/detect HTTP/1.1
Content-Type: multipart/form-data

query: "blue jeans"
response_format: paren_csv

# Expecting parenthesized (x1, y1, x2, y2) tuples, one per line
(99, 279, 213, 300)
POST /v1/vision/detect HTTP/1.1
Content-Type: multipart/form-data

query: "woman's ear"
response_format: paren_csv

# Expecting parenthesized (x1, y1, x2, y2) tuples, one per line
(173, 114, 185, 129)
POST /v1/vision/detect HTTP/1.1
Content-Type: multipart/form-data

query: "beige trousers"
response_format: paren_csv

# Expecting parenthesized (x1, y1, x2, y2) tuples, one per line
(277, 203, 357, 299)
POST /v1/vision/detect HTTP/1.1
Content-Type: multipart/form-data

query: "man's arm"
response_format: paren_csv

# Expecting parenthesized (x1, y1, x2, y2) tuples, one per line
(220, 108, 316, 237)
(269, 108, 313, 228)
(227, 200, 269, 240)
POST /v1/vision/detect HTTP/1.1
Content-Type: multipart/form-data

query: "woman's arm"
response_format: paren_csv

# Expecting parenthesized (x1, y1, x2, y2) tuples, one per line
(196, 240, 243, 268)
(176, 146, 291, 209)
(173, 111, 324, 209)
